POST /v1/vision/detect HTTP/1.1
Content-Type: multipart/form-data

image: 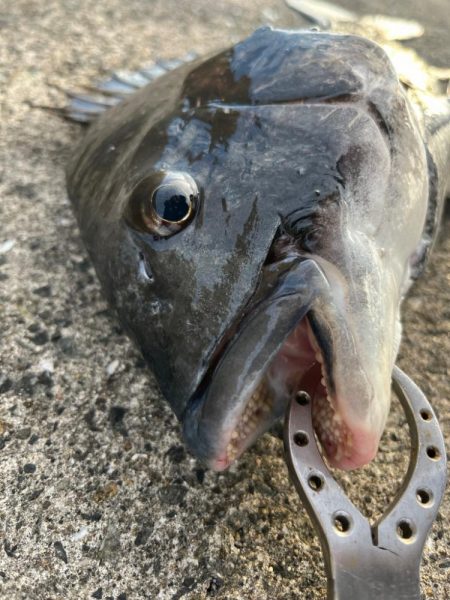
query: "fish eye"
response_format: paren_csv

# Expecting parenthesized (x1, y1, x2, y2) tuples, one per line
(152, 184, 193, 224)
(125, 171, 198, 237)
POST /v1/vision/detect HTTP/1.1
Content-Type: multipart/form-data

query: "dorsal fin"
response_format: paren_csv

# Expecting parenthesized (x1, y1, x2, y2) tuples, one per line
(57, 53, 197, 124)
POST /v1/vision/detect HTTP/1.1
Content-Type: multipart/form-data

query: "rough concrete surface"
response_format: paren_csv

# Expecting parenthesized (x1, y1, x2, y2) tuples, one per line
(0, 1, 449, 598)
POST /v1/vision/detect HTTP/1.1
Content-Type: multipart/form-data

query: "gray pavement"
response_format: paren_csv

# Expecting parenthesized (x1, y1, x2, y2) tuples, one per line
(0, 1, 449, 598)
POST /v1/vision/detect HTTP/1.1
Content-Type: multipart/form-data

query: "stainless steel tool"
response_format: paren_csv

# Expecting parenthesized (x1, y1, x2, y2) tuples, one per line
(284, 366, 447, 600)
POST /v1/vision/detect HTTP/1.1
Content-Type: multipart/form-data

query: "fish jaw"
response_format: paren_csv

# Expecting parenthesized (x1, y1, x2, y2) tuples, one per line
(182, 254, 398, 472)
(182, 257, 328, 469)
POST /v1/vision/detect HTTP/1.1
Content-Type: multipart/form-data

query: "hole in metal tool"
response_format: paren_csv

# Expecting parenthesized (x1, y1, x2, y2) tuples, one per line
(308, 473, 324, 491)
(296, 391, 310, 406)
(420, 409, 432, 421)
(416, 488, 433, 507)
(426, 446, 440, 460)
(333, 512, 352, 535)
(397, 519, 416, 542)
(294, 431, 309, 447)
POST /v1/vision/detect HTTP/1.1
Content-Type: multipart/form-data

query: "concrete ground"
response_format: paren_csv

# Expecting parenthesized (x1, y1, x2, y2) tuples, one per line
(0, 1, 448, 598)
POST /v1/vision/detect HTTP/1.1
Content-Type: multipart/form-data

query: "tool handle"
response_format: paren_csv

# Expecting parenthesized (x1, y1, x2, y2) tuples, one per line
(284, 366, 447, 600)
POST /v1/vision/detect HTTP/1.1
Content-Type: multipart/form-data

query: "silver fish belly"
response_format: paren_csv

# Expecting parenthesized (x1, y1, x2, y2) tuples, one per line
(65, 22, 450, 471)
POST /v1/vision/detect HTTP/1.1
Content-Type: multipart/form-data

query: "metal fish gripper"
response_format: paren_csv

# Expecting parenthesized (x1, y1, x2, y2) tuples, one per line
(284, 366, 447, 600)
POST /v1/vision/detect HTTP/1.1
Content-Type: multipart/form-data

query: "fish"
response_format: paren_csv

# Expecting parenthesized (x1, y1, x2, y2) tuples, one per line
(62, 1, 450, 472)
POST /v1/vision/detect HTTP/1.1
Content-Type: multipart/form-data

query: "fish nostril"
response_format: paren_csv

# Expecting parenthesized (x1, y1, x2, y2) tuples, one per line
(138, 252, 154, 282)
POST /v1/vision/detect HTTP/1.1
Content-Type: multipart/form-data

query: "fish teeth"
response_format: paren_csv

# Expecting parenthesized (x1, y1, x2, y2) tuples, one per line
(226, 378, 274, 461)
(333, 446, 343, 463)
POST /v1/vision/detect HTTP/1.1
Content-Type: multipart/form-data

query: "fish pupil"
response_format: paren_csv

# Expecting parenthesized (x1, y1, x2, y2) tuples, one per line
(153, 186, 191, 222)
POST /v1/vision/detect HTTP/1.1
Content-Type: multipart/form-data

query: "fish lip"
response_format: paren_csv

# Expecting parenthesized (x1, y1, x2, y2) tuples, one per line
(182, 256, 331, 468)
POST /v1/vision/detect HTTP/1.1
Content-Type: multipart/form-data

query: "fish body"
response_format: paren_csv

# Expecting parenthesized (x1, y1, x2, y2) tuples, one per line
(65, 12, 450, 470)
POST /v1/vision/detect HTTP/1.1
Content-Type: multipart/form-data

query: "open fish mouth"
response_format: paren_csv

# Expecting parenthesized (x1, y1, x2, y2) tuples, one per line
(183, 256, 383, 472)
(208, 318, 378, 472)
(221, 320, 359, 471)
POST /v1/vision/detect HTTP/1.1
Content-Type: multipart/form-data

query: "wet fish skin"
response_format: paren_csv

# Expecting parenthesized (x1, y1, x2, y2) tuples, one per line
(66, 25, 449, 470)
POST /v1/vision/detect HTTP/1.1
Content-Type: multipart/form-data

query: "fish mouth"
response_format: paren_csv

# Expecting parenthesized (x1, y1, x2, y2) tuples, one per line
(183, 256, 382, 472)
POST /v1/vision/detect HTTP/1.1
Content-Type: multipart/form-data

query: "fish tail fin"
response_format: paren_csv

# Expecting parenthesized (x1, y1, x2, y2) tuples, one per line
(285, 0, 426, 42)
(47, 52, 198, 125)
(284, 0, 356, 29)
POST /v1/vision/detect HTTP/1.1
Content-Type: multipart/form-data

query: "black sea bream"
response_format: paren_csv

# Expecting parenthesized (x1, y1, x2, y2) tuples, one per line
(63, 5, 450, 471)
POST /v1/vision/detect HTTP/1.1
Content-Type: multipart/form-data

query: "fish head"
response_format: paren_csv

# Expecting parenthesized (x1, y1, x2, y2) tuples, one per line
(67, 28, 429, 471)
